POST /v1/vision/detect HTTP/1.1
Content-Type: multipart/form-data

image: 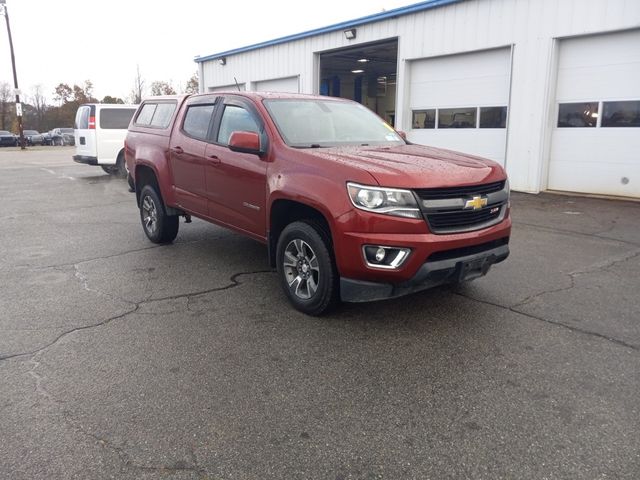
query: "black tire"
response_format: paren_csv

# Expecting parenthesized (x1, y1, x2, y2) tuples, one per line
(139, 185, 179, 244)
(114, 152, 127, 178)
(101, 165, 115, 174)
(276, 220, 338, 315)
(127, 173, 135, 192)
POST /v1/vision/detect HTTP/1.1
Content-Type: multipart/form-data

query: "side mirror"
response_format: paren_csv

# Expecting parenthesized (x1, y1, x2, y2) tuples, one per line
(228, 131, 262, 155)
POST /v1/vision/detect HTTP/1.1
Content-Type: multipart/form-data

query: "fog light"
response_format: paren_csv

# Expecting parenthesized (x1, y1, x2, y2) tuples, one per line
(363, 245, 411, 269)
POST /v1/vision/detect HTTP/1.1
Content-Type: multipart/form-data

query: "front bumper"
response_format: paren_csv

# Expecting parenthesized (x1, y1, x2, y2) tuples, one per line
(73, 155, 98, 165)
(340, 242, 509, 302)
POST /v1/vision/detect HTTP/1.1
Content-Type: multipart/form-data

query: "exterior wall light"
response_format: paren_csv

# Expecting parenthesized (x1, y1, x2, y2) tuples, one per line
(344, 28, 356, 40)
(218, 57, 226, 66)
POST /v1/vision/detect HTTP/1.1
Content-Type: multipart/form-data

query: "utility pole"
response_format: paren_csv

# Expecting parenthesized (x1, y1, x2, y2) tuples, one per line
(1, 0, 25, 149)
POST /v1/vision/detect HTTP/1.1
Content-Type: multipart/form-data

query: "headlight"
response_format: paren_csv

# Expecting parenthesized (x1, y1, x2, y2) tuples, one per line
(347, 182, 421, 219)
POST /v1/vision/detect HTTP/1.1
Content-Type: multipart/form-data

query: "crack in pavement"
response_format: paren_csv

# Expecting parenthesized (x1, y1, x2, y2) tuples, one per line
(455, 249, 640, 351)
(19, 352, 207, 478)
(62, 412, 207, 478)
(454, 290, 639, 352)
(513, 220, 640, 248)
(10, 233, 233, 271)
(509, 249, 640, 311)
(0, 269, 273, 363)
(1, 268, 273, 475)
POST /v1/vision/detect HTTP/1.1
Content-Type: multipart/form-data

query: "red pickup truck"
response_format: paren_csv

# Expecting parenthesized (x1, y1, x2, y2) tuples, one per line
(125, 92, 510, 315)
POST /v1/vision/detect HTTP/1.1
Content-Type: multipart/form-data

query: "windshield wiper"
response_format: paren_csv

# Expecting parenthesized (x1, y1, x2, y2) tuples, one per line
(292, 144, 326, 149)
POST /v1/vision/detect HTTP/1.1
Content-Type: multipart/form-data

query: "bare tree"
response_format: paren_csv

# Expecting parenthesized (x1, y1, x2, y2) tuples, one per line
(0, 82, 11, 130)
(31, 84, 47, 130)
(130, 65, 145, 104)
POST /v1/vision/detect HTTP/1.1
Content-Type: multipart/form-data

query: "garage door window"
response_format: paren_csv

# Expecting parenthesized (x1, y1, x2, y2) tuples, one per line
(557, 102, 598, 128)
(602, 101, 640, 128)
(480, 106, 507, 128)
(412, 109, 435, 129)
(438, 108, 476, 128)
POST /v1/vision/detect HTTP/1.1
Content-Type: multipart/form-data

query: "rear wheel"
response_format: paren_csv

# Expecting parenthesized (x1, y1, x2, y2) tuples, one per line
(113, 152, 127, 178)
(139, 185, 179, 244)
(276, 220, 338, 316)
(101, 165, 115, 174)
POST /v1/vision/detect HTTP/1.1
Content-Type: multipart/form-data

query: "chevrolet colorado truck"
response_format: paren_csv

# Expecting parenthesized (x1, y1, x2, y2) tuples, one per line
(125, 92, 510, 315)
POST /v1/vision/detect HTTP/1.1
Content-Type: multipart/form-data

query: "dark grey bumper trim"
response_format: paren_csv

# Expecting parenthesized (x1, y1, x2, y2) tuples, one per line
(72, 155, 98, 165)
(340, 244, 509, 303)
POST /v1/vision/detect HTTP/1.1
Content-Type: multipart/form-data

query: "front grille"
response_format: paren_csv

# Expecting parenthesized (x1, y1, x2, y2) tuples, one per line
(414, 181, 505, 200)
(414, 180, 508, 234)
(427, 204, 502, 230)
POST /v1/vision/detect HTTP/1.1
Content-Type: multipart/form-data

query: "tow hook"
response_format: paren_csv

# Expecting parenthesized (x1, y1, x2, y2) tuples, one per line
(184, 214, 192, 224)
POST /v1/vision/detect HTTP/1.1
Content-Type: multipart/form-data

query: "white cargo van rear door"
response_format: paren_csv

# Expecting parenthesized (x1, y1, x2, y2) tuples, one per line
(96, 108, 137, 165)
(74, 105, 96, 160)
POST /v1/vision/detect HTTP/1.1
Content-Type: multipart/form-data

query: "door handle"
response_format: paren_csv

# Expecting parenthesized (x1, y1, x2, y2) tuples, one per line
(207, 154, 221, 165)
(171, 146, 184, 155)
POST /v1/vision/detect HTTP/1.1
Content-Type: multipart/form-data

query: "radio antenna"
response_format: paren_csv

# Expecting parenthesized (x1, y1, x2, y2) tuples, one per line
(234, 77, 241, 91)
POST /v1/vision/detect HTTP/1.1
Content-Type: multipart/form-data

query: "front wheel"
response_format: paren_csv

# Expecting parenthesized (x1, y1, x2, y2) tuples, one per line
(276, 221, 338, 316)
(139, 185, 179, 244)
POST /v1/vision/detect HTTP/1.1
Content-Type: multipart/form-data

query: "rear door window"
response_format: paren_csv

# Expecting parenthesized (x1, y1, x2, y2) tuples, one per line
(100, 108, 136, 129)
(75, 106, 91, 129)
(149, 103, 177, 128)
(135, 104, 156, 126)
(182, 105, 216, 141)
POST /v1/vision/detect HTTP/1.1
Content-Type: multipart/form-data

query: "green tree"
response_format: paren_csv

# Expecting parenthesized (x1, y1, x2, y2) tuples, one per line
(54, 83, 73, 105)
(101, 96, 125, 104)
(150, 81, 176, 96)
(185, 72, 199, 94)
(0, 82, 12, 130)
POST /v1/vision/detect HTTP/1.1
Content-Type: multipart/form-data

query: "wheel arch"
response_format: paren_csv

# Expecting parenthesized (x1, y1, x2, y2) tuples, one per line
(134, 164, 161, 206)
(268, 198, 335, 269)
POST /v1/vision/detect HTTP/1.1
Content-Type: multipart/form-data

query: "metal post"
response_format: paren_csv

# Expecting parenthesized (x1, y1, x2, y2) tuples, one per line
(1, 1, 25, 149)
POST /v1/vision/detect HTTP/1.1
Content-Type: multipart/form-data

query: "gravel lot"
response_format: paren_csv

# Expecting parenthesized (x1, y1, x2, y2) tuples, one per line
(1, 147, 638, 479)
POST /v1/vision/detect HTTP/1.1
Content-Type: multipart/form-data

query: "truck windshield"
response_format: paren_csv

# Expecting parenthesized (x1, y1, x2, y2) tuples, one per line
(263, 99, 405, 148)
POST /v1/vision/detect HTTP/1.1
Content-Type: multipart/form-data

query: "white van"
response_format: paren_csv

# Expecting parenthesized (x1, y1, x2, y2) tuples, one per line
(73, 104, 137, 177)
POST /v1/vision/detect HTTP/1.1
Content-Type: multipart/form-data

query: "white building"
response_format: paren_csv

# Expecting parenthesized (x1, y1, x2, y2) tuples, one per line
(195, 0, 640, 198)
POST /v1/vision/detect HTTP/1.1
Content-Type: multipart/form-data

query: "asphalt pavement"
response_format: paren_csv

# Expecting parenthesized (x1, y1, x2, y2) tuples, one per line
(1, 147, 638, 479)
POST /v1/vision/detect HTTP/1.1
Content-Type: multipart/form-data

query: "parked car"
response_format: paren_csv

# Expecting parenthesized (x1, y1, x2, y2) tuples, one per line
(51, 128, 75, 146)
(73, 104, 137, 176)
(125, 92, 511, 315)
(0, 130, 18, 147)
(42, 131, 53, 145)
(24, 130, 45, 146)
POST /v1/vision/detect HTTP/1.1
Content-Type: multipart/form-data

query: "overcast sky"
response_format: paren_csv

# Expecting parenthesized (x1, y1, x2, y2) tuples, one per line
(0, 0, 415, 103)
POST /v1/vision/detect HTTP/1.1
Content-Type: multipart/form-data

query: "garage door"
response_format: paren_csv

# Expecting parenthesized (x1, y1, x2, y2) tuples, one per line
(208, 83, 246, 92)
(407, 48, 511, 165)
(254, 76, 300, 93)
(548, 29, 640, 198)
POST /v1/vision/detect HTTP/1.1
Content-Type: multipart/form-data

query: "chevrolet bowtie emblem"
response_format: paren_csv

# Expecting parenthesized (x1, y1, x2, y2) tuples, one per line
(464, 196, 488, 210)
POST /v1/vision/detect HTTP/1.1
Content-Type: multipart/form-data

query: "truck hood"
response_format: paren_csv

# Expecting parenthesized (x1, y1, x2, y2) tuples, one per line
(300, 144, 505, 188)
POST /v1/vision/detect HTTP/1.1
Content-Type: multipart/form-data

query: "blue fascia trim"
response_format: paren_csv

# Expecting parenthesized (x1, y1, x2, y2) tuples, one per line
(194, 0, 464, 63)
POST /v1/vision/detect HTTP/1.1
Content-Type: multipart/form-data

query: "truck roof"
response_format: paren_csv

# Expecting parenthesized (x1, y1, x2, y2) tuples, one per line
(153, 92, 352, 102)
